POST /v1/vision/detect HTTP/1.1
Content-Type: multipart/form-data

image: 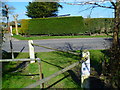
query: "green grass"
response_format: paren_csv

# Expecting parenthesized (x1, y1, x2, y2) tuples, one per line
(12, 34, 112, 40)
(89, 50, 105, 75)
(2, 50, 106, 88)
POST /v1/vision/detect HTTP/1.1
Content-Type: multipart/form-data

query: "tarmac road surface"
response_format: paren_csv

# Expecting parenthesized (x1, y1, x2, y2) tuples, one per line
(2, 38, 113, 52)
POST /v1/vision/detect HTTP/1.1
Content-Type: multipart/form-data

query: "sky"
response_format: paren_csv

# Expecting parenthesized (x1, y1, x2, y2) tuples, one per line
(4, 1, 114, 22)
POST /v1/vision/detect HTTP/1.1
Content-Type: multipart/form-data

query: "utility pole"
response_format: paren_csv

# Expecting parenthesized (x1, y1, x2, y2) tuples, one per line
(13, 14, 19, 35)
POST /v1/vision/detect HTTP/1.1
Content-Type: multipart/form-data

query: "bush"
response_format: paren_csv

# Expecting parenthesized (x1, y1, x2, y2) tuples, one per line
(84, 18, 114, 34)
(12, 27, 22, 35)
(21, 16, 84, 35)
(103, 46, 120, 88)
(21, 19, 30, 35)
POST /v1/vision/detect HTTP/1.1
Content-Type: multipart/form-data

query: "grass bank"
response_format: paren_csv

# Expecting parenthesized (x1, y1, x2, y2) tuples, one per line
(2, 50, 106, 88)
(12, 35, 112, 40)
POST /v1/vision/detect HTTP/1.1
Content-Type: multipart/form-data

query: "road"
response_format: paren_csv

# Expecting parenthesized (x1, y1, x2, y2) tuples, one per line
(2, 38, 113, 52)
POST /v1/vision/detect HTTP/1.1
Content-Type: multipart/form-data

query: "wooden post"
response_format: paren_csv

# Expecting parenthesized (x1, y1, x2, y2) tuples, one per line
(10, 26, 13, 36)
(28, 40, 35, 63)
(81, 50, 90, 88)
(10, 40, 14, 59)
(25, 61, 81, 88)
(36, 58, 44, 88)
(0, 58, 36, 62)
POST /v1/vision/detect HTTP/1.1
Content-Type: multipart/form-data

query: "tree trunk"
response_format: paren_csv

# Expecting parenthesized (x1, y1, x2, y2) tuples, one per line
(113, 1, 120, 47)
(15, 20, 18, 35)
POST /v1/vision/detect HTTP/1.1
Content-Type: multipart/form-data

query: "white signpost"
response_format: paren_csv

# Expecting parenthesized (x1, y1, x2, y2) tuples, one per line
(28, 40, 35, 63)
(81, 50, 90, 88)
(10, 26, 13, 36)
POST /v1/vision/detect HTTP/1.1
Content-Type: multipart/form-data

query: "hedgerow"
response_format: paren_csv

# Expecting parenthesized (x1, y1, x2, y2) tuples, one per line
(21, 17, 114, 35)
(21, 16, 84, 35)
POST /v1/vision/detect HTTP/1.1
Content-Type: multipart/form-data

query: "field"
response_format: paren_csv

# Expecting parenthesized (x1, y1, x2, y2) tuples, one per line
(2, 50, 105, 88)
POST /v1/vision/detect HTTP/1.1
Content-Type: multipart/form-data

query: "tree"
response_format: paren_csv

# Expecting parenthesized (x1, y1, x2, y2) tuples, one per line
(64, 0, 120, 88)
(13, 14, 19, 35)
(26, 2, 62, 18)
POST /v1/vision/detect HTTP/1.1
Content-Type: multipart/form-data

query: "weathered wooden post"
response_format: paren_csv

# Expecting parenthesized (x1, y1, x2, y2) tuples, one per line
(81, 50, 90, 88)
(10, 26, 13, 36)
(28, 40, 35, 63)
(36, 58, 44, 88)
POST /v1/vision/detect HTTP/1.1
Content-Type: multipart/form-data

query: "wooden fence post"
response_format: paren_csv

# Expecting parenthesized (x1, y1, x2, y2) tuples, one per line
(36, 58, 44, 88)
(28, 40, 35, 63)
(81, 50, 90, 88)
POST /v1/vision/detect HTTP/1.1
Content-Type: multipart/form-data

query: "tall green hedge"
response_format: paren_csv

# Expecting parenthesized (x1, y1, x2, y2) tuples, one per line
(21, 17, 114, 35)
(21, 16, 84, 35)
(84, 18, 114, 34)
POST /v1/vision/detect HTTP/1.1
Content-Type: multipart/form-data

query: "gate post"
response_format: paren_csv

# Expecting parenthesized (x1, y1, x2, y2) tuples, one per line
(81, 50, 90, 88)
(28, 40, 35, 63)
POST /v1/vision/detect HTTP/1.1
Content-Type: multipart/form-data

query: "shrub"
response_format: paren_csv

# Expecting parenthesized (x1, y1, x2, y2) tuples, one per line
(21, 19, 30, 35)
(12, 27, 22, 35)
(84, 18, 114, 34)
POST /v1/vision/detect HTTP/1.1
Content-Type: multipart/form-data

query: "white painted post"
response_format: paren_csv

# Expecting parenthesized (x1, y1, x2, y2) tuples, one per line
(28, 40, 35, 63)
(10, 26, 13, 36)
(81, 50, 90, 88)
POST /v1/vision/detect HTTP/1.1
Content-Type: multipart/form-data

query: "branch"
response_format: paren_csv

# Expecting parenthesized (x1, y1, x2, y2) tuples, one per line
(78, 6, 97, 13)
(64, 1, 115, 9)
(109, 0, 116, 9)
(94, 2, 114, 9)
(89, 6, 96, 17)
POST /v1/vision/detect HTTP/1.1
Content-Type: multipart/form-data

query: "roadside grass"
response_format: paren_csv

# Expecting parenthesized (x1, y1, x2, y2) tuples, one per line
(89, 50, 105, 75)
(12, 34, 112, 40)
(2, 50, 106, 88)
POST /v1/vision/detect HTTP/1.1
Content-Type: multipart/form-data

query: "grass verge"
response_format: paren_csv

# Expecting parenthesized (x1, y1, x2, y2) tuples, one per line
(12, 35, 112, 40)
(2, 50, 106, 88)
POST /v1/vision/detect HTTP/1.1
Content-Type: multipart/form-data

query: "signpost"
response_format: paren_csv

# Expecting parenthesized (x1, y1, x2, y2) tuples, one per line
(81, 50, 90, 88)
(10, 26, 13, 36)
(3, 5, 14, 59)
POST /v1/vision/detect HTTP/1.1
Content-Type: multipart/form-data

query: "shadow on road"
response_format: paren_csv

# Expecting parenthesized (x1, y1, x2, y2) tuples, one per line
(55, 42, 93, 51)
